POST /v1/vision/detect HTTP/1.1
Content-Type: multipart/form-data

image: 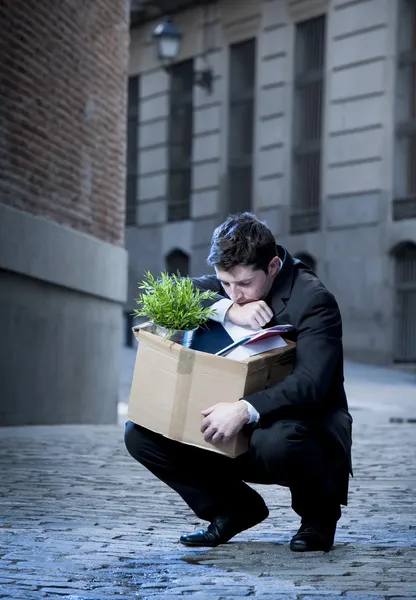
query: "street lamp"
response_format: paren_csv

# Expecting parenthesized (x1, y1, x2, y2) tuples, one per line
(152, 16, 182, 67)
(152, 16, 213, 93)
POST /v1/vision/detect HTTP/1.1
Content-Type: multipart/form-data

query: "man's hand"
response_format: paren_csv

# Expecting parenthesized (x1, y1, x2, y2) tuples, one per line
(227, 301, 274, 329)
(201, 402, 249, 444)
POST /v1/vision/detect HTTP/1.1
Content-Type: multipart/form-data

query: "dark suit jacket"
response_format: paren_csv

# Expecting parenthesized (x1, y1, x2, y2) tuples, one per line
(192, 245, 353, 502)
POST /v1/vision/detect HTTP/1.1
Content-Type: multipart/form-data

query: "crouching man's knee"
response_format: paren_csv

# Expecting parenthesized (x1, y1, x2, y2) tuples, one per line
(124, 420, 146, 463)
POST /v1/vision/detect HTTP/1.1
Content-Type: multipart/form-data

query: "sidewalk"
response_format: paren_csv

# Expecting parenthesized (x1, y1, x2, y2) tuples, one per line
(1, 350, 415, 600)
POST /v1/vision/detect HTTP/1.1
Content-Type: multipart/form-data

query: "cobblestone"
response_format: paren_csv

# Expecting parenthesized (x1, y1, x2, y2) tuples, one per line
(0, 356, 415, 599)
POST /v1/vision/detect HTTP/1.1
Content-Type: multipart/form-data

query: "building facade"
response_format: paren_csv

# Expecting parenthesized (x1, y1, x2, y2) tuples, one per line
(0, 0, 129, 425)
(126, 0, 416, 365)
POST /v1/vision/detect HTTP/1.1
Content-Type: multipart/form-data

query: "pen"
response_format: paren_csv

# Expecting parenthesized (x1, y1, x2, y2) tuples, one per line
(215, 336, 252, 357)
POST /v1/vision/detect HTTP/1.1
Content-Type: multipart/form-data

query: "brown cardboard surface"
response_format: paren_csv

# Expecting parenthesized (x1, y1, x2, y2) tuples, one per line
(127, 326, 295, 458)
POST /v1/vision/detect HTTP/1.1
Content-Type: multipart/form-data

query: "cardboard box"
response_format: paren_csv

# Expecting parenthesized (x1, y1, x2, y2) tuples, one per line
(127, 325, 295, 458)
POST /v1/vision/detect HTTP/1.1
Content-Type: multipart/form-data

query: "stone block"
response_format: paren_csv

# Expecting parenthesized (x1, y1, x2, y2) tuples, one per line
(138, 172, 167, 201)
(138, 199, 166, 225)
(162, 220, 193, 256)
(139, 119, 168, 149)
(331, 61, 385, 101)
(257, 115, 286, 147)
(256, 175, 285, 208)
(260, 24, 289, 58)
(194, 106, 221, 135)
(258, 55, 289, 87)
(258, 84, 287, 118)
(326, 193, 381, 230)
(193, 132, 221, 162)
(140, 69, 169, 98)
(328, 129, 383, 164)
(192, 216, 220, 248)
(326, 161, 382, 196)
(192, 188, 219, 218)
(332, 0, 388, 37)
(331, 28, 388, 69)
(329, 95, 385, 133)
(257, 145, 285, 178)
(140, 93, 169, 122)
(193, 161, 220, 190)
(139, 146, 168, 175)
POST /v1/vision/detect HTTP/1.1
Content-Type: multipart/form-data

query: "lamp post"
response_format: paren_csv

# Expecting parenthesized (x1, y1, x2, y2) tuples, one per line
(152, 16, 213, 93)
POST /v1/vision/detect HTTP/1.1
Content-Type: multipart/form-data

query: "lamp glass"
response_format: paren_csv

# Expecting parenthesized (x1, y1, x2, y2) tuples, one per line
(158, 36, 180, 61)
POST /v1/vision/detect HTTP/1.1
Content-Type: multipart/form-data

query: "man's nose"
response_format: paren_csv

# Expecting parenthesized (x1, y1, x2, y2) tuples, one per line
(231, 287, 243, 302)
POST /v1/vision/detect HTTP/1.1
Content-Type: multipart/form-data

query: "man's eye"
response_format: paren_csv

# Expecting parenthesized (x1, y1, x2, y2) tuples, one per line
(222, 282, 230, 287)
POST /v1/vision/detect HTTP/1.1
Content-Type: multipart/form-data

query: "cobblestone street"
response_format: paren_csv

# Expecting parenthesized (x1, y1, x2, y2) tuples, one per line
(1, 350, 415, 600)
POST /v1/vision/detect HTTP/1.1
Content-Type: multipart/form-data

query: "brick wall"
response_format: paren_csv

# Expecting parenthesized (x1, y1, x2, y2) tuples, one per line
(0, 0, 129, 246)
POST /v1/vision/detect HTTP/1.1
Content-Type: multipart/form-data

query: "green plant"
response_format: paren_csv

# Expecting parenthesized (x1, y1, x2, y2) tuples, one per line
(134, 271, 218, 333)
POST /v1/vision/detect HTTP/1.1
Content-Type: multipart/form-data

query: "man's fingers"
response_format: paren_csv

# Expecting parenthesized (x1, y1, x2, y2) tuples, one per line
(201, 406, 215, 416)
(200, 417, 211, 433)
(203, 426, 216, 441)
(257, 305, 273, 324)
(250, 312, 267, 329)
(257, 301, 273, 322)
(211, 431, 223, 443)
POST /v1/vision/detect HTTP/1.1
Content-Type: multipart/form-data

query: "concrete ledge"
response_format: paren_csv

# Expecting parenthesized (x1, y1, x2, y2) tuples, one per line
(0, 204, 127, 303)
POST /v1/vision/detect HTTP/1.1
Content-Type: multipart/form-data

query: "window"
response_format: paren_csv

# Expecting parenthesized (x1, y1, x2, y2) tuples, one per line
(291, 16, 326, 234)
(393, 242, 416, 362)
(394, 0, 416, 220)
(228, 39, 256, 213)
(125, 75, 140, 226)
(168, 60, 194, 222)
(166, 249, 190, 276)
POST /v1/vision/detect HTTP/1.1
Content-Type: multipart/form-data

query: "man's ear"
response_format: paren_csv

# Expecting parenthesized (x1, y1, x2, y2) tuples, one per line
(268, 256, 281, 276)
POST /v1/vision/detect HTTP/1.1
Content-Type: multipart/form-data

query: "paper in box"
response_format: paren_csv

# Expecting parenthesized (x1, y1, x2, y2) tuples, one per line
(127, 325, 296, 458)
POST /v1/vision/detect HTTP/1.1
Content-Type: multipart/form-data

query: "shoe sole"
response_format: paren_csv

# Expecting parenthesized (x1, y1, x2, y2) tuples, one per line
(179, 539, 220, 547)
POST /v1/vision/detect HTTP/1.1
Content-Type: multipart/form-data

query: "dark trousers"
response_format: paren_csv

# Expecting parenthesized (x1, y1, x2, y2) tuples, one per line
(124, 419, 344, 524)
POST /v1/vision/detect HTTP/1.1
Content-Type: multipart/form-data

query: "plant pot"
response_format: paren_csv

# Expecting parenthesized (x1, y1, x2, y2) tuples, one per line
(153, 324, 198, 348)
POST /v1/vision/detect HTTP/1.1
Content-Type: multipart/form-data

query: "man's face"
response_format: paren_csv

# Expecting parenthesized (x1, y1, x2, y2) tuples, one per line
(215, 258, 280, 305)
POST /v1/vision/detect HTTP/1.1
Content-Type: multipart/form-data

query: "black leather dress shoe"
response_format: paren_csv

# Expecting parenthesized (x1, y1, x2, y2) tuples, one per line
(290, 522, 335, 553)
(179, 506, 269, 547)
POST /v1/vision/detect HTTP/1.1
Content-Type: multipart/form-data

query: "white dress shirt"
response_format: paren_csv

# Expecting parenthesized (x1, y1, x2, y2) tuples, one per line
(210, 298, 260, 425)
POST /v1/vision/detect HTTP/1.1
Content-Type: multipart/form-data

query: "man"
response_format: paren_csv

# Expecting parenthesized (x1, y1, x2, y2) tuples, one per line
(125, 212, 352, 552)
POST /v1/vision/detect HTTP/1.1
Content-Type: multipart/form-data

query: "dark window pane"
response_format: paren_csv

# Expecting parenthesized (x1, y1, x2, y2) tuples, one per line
(229, 166, 252, 213)
(168, 169, 191, 221)
(296, 81, 323, 143)
(293, 152, 321, 212)
(409, 135, 416, 194)
(125, 175, 138, 225)
(128, 76, 139, 110)
(125, 75, 140, 225)
(170, 61, 194, 94)
(296, 16, 326, 75)
(170, 104, 193, 153)
(291, 16, 325, 231)
(230, 39, 256, 94)
(229, 100, 254, 158)
(228, 39, 255, 212)
(168, 60, 193, 222)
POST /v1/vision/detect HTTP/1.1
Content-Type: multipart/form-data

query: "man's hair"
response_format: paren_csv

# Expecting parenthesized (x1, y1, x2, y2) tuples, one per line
(207, 212, 277, 273)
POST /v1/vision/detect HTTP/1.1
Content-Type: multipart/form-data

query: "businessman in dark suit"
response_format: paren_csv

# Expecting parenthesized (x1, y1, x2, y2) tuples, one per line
(125, 212, 353, 552)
